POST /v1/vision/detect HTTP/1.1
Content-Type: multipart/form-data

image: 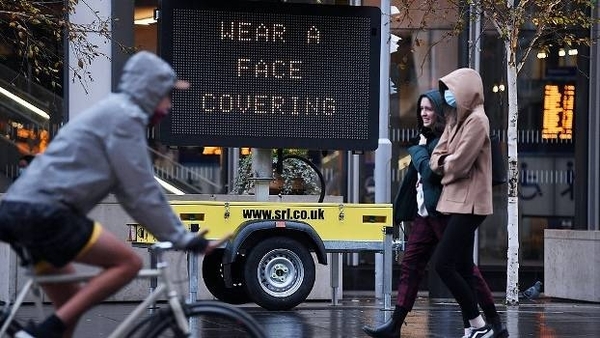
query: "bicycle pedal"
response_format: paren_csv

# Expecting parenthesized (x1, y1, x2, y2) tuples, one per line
(15, 331, 36, 338)
(3, 320, 25, 336)
(10, 320, 25, 332)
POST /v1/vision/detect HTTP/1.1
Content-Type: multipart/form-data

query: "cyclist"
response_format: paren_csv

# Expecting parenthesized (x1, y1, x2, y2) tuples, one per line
(0, 51, 229, 338)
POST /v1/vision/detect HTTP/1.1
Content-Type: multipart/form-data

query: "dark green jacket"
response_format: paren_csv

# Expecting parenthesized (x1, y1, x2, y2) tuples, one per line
(393, 89, 445, 223)
(393, 139, 442, 223)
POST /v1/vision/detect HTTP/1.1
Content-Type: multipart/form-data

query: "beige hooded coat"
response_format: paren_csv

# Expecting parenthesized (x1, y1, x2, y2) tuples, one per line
(430, 68, 493, 215)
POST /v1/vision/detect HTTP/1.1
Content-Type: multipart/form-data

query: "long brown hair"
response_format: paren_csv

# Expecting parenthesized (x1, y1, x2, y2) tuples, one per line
(431, 111, 447, 137)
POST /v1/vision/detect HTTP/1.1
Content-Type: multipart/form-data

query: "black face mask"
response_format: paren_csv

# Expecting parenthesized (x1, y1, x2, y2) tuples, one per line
(150, 107, 169, 126)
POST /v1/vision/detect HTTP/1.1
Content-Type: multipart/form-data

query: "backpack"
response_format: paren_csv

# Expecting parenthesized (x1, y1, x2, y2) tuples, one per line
(490, 133, 507, 186)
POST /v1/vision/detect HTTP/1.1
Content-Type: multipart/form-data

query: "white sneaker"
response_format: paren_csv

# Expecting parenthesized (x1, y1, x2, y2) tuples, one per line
(469, 325, 494, 338)
(462, 327, 473, 338)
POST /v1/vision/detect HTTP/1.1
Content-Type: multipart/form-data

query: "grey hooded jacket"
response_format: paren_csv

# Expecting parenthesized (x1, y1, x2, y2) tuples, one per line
(3, 51, 196, 248)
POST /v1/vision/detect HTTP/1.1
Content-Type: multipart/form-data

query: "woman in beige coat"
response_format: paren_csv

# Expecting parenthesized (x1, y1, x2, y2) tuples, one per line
(430, 68, 499, 338)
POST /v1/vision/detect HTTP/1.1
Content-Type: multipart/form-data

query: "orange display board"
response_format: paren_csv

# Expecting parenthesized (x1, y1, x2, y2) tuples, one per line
(542, 83, 574, 140)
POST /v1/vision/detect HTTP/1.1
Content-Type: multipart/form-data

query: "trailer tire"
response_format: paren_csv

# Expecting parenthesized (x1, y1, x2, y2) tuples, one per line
(244, 237, 315, 310)
(202, 249, 251, 304)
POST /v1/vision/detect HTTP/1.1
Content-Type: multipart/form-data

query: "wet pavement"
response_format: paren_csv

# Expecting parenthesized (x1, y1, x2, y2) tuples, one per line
(12, 292, 600, 337)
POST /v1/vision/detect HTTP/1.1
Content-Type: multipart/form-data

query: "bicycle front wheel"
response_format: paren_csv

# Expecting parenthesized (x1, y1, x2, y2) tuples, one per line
(140, 300, 266, 338)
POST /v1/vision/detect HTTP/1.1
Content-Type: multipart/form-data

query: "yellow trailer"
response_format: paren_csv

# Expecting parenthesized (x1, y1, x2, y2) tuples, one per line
(127, 201, 393, 311)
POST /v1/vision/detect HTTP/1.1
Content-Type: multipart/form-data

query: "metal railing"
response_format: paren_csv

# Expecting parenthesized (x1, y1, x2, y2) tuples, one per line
(149, 147, 222, 194)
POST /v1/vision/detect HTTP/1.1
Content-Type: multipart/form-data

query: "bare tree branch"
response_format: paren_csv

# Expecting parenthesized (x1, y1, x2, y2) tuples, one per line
(0, 0, 128, 90)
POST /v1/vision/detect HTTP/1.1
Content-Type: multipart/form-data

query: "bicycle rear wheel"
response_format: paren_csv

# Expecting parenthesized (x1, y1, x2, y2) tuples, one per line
(130, 300, 266, 338)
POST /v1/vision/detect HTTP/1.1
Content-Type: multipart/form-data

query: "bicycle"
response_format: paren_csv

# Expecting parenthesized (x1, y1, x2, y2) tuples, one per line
(0, 242, 267, 338)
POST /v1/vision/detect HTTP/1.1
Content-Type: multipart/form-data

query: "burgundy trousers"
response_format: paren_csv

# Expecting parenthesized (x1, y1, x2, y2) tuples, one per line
(395, 215, 495, 315)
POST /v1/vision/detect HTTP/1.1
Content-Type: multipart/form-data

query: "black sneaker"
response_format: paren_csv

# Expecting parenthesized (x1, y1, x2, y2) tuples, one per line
(14, 321, 38, 338)
(15, 321, 60, 338)
(468, 325, 494, 338)
(7, 320, 25, 335)
(491, 321, 509, 338)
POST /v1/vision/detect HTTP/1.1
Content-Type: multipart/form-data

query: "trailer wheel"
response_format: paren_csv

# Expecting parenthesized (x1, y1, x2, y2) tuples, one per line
(244, 237, 315, 310)
(202, 249, 250, 304)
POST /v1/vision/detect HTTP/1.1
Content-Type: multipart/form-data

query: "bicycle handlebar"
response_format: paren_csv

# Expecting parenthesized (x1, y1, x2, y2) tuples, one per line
(148, 241, 202, 265)
(150, 241, 174, 251)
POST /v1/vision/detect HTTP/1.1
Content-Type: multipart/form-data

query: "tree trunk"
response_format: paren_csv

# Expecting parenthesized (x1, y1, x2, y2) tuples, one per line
(505, 42, 520, 305)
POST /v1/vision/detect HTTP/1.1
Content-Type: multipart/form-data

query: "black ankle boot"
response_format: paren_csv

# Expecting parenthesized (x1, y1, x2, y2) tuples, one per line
(362, 306, 407, 338)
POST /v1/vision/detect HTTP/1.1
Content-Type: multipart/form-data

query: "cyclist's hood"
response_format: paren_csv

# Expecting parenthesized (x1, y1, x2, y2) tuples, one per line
(117, 51, 188, 116)
(439, 68, 484, 123)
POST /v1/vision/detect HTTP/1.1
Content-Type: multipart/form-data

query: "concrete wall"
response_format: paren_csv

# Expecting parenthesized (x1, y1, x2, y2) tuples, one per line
(0, 194, 343, 304)
(544, 229, 600, 302)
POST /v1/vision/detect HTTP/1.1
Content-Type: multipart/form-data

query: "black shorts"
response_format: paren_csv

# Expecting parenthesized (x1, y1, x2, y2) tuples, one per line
(0, 201, 99, 269)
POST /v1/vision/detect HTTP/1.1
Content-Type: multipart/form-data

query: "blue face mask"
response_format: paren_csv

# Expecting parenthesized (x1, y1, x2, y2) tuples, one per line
(444, 90, 457, 108)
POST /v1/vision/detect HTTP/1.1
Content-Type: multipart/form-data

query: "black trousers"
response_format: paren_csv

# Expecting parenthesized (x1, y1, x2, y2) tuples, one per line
(434, 213, 487, 321)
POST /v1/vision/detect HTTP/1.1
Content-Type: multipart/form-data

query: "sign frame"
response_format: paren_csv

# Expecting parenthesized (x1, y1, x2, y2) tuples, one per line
(157, 0, 381, 150)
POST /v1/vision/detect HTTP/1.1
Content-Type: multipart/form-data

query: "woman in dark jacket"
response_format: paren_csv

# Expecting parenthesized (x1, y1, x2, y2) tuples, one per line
(363, 89, 507, 338)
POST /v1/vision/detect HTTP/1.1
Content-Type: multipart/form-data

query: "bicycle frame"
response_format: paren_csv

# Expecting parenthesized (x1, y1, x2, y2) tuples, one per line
(0, 243, 191, 338)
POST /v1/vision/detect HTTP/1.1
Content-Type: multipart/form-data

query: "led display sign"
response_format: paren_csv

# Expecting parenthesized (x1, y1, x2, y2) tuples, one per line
(158, 1, 381, 150)
(542, 83, 574, 140)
